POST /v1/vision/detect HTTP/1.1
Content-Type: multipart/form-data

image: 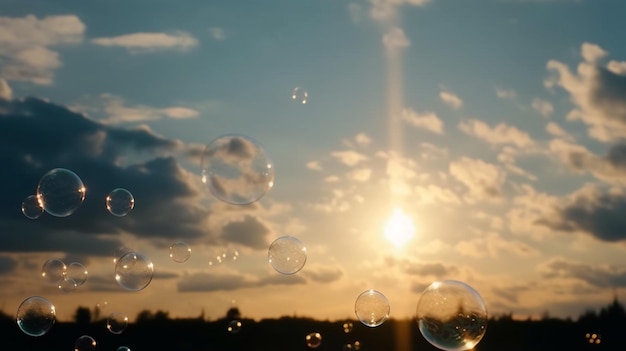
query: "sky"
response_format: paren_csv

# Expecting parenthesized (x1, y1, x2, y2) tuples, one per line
(1, 0, 626, 324)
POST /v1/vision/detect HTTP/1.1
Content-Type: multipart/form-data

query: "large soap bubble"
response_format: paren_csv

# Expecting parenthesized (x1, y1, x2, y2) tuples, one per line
(16, 296, 56, 336)
(37, 168, 86, 217)
(416, 280, 487, 351)
(268, 236, 307, 275)
(201, 134, 274, 205)
(114, 252, 154, 291)
(354, 289, 390, 327)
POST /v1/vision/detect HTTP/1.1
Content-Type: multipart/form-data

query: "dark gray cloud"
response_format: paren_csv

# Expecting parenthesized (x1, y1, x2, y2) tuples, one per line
(220, 215, 271, 249)
(539, 258, 626, 288)
(0, 97, 213, 257)
(177, 271, 306, 292)
(536, 186, 626, 242)
(301, 266, 343, 283)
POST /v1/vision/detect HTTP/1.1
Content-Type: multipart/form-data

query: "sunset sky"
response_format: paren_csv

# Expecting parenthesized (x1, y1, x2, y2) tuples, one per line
(1, 0, 626, 324)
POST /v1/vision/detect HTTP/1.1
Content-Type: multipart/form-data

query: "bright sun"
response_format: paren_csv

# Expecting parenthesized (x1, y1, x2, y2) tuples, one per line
(384, 208, 416, 248)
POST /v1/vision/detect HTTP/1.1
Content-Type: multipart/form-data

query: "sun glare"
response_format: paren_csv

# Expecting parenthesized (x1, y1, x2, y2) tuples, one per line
(384, 208, 415, 248)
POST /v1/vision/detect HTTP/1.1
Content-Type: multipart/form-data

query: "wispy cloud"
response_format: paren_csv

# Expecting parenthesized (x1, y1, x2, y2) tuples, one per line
(0, 79, 12, 100)
(92, 31, 198, 53)
(458, 119, 534, 148)
(208, 27, 227, 41)
(401, 108, 444, 134)
(531, 98, 554, 118)
(496, 87, 517, 99)
(382, 27, 411, 49)
(439, 89, 464, 110)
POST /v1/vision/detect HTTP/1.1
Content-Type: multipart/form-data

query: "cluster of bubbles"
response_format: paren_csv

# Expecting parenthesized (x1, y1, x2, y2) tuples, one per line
(586, 332, 602, 345)
(41, 258, 88, 293)
(208, 247, 240, 266)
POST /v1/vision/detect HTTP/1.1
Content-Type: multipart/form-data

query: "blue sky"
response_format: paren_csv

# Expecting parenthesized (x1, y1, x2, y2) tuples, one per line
(1, 0, 626, 324)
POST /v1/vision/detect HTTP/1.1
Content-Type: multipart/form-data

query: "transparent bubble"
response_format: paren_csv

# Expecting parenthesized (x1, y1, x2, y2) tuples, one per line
(113, 246, 135, 264)
(292, 86, 308, 104)
(66, 262, 88, 286)
(58, 277, 78, 293)
(586, 332, 602, 345)
(354, 341, 361, 350)
(106, 188, 135, 216)
(354, 289, 390, 327)
(169, 242, 191, 263)
(114, 252, 154, 291)
(343, 321, 353, 333)
(107, 312, 129, 334)
(268, 236, 307, 275)
(201, 134, 274, 205)
(37, 168, 86, 217)
(75, 335, 97, 351)
(343, 344, 353, 351)
(227, 320, 242, 334)
(22, 194, 44, 219)
(305, 332, 322, 349)
(41, 258, 66, 285)
(117, 347, 131, 351)
(16, 296, 56, 337)
(416, 280, 488, 351)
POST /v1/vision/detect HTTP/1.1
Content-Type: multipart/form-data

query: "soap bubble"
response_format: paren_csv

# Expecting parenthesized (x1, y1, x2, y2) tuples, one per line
(37, 168, 86, 217)
(117, 347, 131, 351)
(201, 134, 274, 205)
(22, 195, 43, 219)
(41, 258, 66, 285)
(114, 252, 154, 291)
(169, 242, 191, 263)
(66, 262, 88, 287)
(107, 312, 129, 334)
(227, 320, 242, 334)
(16, 296, 56, 336)
(75, 335, 97, 351)
(292, 87, 308, 104)
(268, 236, 307, 275)
(343, 344, 353, 351)
(354, 289, 390, 327)
(354, 341, 361, 350)
(416, 280, 488, 351)
(106, 188, 135, 216)
(305, 332, 322, 348)
(58, 277, 78, 293)
(343, 321, 353, 333)
(113, 246, 135, 264)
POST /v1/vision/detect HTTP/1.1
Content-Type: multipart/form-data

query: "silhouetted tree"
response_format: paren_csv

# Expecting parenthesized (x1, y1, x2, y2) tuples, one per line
(73, 306, 91, 324)
(226, 307, 241, 320)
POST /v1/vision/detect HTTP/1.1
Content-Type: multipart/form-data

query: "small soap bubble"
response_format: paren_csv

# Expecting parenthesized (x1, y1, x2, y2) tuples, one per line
(16, 296, 56, 337)
(22, 195, 43, 219)
(268, 236, 307, 275)
(416, 280, 487, 351)
(58, 277, 78, 293)
(201, 134, 274, 205)
(75, 335, 97, 351)
(343, 344, 353, 351)
(117, 347, 131, 351)
(41, 258, 66, 285)
(353, 341, 361, 350)
(37, 168, 86, 217)
(66, 262, 88, 286)
(107, 312, 129, 334)
(354, 289, 390, 327)
(169, 242, 191, 263)
(305, 332, 322, 349)
(227, 320, 242, 334)
(343, 321, 353, 333)
(106, 188, 135, 216)
(292, 87, 308, 104)
(114, 252, 154, 291)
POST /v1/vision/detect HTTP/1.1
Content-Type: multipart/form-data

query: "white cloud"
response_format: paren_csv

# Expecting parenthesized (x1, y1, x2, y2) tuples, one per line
(0, 79, 12, 100)
(355, 132, 372, 146)
(330, 150, 368, 167)
(382, 27, 411, 49)
(347, 168, 372, 182)
(496, 87, 517, 99)
(439, 89, 463, 110)
(545, 122, 573, 141)
(306, 161, 323, 171)
(458, 119, 534, 148)
(531, 98, 554, 118)
(413, 184, 462, 205)
(449, 157, 506, 202)
(71, 94, 199, 124)
(546, 42, 626, 142)
(369, 0, 430, 22)
(608, 60, 626, 75)
(208, 27, 226, 41)
(92, 31, 198, 53)
(401, 108, 444, 134)
(0, 15, 86, 85)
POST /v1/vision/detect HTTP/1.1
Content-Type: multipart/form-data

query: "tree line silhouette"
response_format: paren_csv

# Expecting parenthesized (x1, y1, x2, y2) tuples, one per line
(4, 298, 625, 350)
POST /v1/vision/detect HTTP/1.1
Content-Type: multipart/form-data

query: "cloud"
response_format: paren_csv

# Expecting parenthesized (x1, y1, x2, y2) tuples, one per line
(538, 257, 626, 288)
(536, 183, 626, 242)
(531, 98, 554, 118)
(71, 94, 199, 124)
(546, 42, 626, 142)
(92, 31, 198, 53)
(208, 27, 226, 41)
(330, 150, 368, 167)
(401, 108, 444, 134)
(0, 79, 11, 100)
(369, 0, 431, 22)
(458, 119, 534, 148)
(346, 168, 372, 182)
(496, 87, 516, 99)
(177, 271, 306, 292)
(449, 157, 506, 202)
(455, 231, 540, 258)
(545, 122, 573, 141)
(439, 89, 464, 110)
(301, 265, 343, 283)
(0, 97, 213, 257)
(413, 184, 462, 205)
(306, 161, 322, 171)
(382, 27, 411, 49)
(402, 261, 457, 278)
(0, 256, 18, 276)
(220, 215, 272, 250)
(0, 15, 85, 85)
